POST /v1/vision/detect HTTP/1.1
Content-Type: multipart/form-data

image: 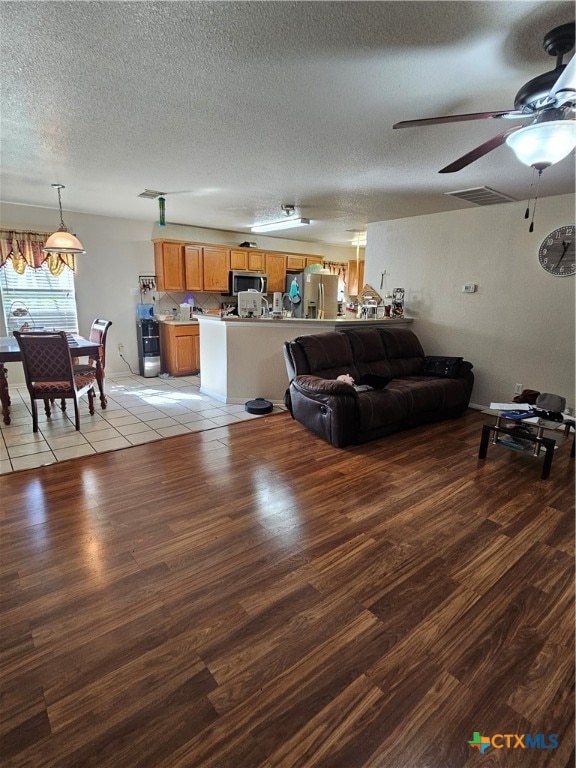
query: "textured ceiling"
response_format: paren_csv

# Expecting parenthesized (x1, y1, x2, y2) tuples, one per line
(1, 1, 574, 246)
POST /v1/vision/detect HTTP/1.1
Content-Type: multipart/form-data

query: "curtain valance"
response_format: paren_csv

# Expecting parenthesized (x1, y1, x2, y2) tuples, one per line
(0, 230, 75, 275)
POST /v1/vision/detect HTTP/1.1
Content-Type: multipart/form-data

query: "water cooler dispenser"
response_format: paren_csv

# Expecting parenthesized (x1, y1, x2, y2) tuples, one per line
(136, 319, 161, 377)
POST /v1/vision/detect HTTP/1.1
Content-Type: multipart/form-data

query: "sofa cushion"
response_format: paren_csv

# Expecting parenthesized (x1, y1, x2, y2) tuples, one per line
(355, 375, 470, 431)
(355, 386, 410, 431)
(293, 332, 359, 380)
(346, 327, 425, 379)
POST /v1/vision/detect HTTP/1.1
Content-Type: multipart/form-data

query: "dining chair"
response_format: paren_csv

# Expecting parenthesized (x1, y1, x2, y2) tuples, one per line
(73, 318, 112, 408)
(73, 318, 112, 373)
(14, 330, 96, 432)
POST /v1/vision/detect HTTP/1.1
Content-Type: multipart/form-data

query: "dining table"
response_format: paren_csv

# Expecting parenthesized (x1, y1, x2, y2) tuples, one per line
(0, 335, 106, 425)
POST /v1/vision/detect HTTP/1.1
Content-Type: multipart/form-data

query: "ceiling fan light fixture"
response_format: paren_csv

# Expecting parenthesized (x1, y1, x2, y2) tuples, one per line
(42, 184, 86, 254)
(505, 120, 576, 169)
(251, 217, 310, 233)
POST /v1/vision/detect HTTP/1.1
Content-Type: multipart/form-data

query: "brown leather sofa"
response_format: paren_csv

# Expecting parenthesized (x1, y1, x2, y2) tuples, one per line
(283, 326, 474, 448)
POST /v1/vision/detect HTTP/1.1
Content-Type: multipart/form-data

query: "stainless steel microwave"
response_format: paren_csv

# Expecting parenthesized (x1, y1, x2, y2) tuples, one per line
(228, 271, 268, 296)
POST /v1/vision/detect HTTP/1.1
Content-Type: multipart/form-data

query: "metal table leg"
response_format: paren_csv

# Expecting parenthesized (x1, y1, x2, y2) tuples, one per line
(478, 424, 491, 459)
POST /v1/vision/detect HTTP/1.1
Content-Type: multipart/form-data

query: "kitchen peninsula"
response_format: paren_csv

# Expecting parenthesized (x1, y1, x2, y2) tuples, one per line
(195, 316, 413, 404)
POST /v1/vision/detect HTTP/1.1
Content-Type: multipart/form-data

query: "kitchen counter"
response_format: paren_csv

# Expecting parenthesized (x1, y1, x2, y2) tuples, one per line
(161, 316, 412, 328)
(158, 318, 199, 325)
(195, 315, 412, 327)
(196, 315, 413, 404)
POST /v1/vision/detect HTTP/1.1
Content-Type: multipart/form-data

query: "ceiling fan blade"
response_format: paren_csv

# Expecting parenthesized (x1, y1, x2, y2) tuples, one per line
(550, 55, 576, 101)
(438, 126, 524, 173)
(393, 110, 524, 129)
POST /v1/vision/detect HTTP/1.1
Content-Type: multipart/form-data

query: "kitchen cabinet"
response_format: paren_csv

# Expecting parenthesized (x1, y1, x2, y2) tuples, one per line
(154, 239, 327, 295)
(155, 241, 228, 293)
(230, 249, 265, 272)
(347, 259, 365, 296)
(286, 255, 306, 271)
(160, 323, 200, 376)
(248, 251, 266, 271)
(286, 254, 324, 272)
(202, 246, 230, 292)
(184, 245, 203, 291)
(265, 253, 286, 293)
(154, 242, 185, 291)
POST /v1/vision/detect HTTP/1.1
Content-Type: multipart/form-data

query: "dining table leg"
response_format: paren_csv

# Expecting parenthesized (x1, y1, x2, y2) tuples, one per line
(0, 362, 11, 425)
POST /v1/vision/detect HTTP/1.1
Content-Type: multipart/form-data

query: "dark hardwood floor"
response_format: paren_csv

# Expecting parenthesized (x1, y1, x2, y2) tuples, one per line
(1, 409, 573, 767)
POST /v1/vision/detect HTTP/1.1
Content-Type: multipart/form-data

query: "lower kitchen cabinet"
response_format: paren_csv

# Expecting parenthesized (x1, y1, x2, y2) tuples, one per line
(160, 323, 200, 376)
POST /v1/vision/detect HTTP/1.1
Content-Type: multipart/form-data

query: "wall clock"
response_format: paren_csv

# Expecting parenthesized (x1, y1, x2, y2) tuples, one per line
(538, 226, 575, 276)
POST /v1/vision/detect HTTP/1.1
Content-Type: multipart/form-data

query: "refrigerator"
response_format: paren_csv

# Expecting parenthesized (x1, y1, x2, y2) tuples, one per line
(286, 272, 339, 319)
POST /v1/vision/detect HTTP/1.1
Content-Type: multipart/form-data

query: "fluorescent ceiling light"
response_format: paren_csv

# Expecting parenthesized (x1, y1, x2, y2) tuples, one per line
(251, 217, 310, 233)
(505, 120, 576, 170)
(350, 233, 367, 247)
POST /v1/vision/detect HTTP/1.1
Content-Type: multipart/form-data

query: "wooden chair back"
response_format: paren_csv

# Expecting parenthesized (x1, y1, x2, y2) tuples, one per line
(14, 330, 96, 431)
(87, 318, 112, 368)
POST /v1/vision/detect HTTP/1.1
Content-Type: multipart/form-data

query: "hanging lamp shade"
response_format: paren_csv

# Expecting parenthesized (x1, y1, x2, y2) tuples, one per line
(43, 230, 85, 253)
(42, 184, 86, 254)
(505, 120, 576, 170)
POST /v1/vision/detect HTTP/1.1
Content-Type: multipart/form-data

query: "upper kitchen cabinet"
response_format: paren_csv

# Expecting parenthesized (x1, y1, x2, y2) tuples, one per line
(265, 253, 286, 293)
(347, 259, 365, 297)
(154, 242, 185, 291)
(155, 239, 326, 295)
(286, 254, 324, 272)
(286, 255, 306, 272)
(184, 245, 203, 291)
(230, 249, 266, 272)
(202, 246, 230, 292)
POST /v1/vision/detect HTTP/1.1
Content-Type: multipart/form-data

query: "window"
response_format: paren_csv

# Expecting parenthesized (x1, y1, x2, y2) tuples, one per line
(0, 259, 79, 335)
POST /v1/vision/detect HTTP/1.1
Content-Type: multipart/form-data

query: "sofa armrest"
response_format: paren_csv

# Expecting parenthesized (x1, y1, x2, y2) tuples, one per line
(293, 374, 358, 398)
(290, 375, 359, 447)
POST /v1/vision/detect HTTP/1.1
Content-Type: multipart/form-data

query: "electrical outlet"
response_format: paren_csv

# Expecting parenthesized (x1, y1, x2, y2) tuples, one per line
(463, 283, 477, 293)
(118, 343, 124, 353)
(514, 383, 523, 395)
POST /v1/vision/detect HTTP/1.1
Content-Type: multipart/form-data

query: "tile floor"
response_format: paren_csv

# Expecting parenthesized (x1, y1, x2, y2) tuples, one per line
(0, 373, 285, 474)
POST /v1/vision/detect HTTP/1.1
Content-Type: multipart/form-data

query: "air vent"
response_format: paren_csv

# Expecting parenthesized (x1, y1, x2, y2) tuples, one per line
(445, 186, 517, 206)
(138, 189, 165, 199)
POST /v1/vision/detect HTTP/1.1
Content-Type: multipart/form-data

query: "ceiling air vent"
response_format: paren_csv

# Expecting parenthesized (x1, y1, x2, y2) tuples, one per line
(445, 186, 517, 206)
(138, 189, 165, 199)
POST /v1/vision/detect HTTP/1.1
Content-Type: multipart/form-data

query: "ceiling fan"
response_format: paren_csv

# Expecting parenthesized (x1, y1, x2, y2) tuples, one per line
(393, 22, 576, 173)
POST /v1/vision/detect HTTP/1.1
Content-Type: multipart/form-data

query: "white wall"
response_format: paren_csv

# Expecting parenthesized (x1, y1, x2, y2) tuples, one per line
(365, 194, 576, 410)
(0, 203, 357, 382)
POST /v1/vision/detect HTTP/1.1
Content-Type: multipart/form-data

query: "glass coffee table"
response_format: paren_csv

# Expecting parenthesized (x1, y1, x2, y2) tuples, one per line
(478, 408, 573, 480)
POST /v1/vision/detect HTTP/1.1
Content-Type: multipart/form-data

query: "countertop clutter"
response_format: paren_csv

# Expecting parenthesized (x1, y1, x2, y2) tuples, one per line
(162, 316, 412, 326)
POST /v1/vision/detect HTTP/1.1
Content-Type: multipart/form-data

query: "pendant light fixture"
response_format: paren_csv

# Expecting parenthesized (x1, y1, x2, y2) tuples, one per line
(42, 184, 86, 254)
